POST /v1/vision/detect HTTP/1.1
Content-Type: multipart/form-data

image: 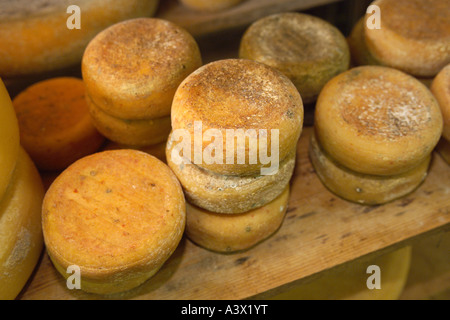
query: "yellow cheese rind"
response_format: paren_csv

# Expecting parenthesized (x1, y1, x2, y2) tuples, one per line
(186, 185, 290, 253)
(314, 66, 443, 176)
(0, 148, 45, 300)
(239, 12, 350, 104)
(364, 0, 450, 78)
(166, 131, 296, 213)
(87, 96, 171, 147)
(270, 246, 412, 300)
(309, 133, 430, 205)
(0, 0, 160, 79)
(42, 150, 186, 295)
(0, 79, 20, 201)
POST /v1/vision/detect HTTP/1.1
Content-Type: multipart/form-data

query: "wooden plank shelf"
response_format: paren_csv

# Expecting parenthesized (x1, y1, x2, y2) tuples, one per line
(157, 0, 344, 38)
(18, 127, 450, 300)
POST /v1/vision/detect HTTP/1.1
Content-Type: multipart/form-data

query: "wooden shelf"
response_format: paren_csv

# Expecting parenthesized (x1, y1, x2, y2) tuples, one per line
(18, 127, 450, 300)
(157, 0, 344, 38)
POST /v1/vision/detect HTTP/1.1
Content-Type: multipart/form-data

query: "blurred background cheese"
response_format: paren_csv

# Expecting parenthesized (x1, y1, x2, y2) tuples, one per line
(0, 79, 20, 202)
(239, 12, 350, 104)
(269, 246, 412, 300)
(12, 77, 105, 172)
(0, 148, 45, 300)
(349, 0, 450, 78)
(0, 0, 160, 96)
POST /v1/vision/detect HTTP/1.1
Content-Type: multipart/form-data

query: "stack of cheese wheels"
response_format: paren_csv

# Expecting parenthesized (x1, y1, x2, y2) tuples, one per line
(82, 18, 202, 148)
(239, 12, 350, 105)
(166, 59, 304, 253)
(311, 66, 443, 205)
(42, 150, 186, 295)
(0, 0, 160, 81)
(431, 64, 450, 164)
(12, 77, 105, 172)
(348, 0, 450, 80)
(0, 79, 45, 300)
(179, 0, 244, 12)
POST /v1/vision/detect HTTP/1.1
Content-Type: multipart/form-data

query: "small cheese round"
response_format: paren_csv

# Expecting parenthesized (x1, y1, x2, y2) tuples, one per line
(309, 132, 430, 205)
(13, 77, 105, 171)
(166, 131, 296, 213)
(239, 12, 350, 104)
(87, 96, 171, 147)
(82, 17, 202, 121)
(364, 0, 450, 78)
(0, 0, 160, 79)
(42, 150, 186, 295)
(186, 185, 289, 253)
(430, 64, 450, 141)
(171, 58, 303, 176)
(180, 0, 244, 12)
(314, 66, 443, 176)
(0, 79, 19, 200)
(0, 148, 44, 300)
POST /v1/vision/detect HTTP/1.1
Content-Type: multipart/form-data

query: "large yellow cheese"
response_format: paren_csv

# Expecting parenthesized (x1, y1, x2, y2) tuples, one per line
(0, 0, 160, 79)
(0, 148, 45, 300)
(0, 78, 20, 201)
(269, 246, 412, 300)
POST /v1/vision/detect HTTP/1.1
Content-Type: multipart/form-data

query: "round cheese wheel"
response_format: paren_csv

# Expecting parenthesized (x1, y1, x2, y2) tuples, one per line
(82, 17, 202, 121)
(309, 132, 430, 205)
(0, 0, 160, 79)
(0, 79, 20, 201)
(364, 0, 450, 78)
(87, 96, 171, 147)
(270, 246, 412, 300)
(171, 58, 304, 176)
(347, 17, 383, 67)
(166, 131, 296, 213)
(186, 185, 289, 253)
(13, 77, 105, 171)
(180, 0, 244, 12)
(239, 12, 350, 104)
(430, 64, 450, 141)
(314, 66, 443, 176)
(42, 150, 186, 295)
(0, 147, 45, 300)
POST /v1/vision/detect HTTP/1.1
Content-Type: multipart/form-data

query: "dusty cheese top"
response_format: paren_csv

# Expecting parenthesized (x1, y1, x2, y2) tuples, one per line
(336, 67, 435, 140)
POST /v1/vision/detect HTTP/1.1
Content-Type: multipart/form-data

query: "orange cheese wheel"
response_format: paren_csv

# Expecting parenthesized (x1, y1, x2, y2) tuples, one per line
(0, 148, 45, 300)
(239, 12, 350, 104)
(314, 66, 443, 176)
(364, 0, 450, 78)
(82, 17, 202, 121)
(171, 58, 303, 176)
(0, 78, 20, 200)
(186, 185, 289, 253)
(42, 150, 186, 295)
(13, 77, 105, 171)
(0, 0, 160, 79)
